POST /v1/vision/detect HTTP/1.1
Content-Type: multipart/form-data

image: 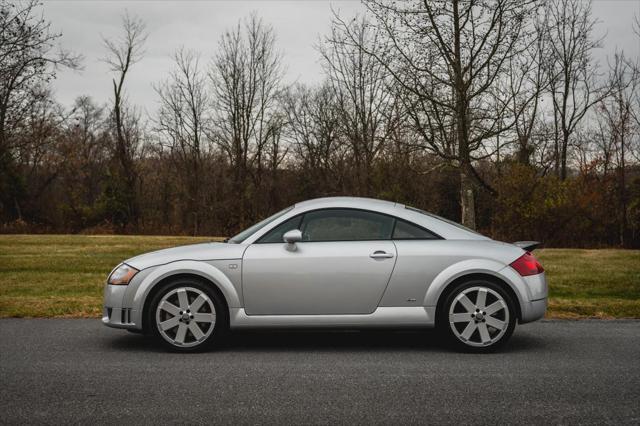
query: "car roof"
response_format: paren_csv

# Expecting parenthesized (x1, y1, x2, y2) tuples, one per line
(295, 196, 400, 210)
(241, 196, 489, 243)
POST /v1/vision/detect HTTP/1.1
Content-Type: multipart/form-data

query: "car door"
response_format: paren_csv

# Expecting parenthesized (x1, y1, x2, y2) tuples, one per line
(242, 208, 397, 315)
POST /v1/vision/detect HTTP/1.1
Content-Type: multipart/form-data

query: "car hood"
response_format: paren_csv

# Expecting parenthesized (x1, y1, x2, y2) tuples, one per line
(125, 242, 246, 270)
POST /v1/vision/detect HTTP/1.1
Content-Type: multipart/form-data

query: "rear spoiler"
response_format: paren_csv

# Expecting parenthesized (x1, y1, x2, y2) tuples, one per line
(513, 241, 541, 251)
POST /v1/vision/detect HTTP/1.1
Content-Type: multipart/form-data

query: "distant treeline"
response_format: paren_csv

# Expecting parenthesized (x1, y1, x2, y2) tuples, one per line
(1, 0, 639, 247)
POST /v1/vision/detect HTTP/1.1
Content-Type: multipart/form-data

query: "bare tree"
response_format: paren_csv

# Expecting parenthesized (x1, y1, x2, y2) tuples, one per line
(209, 13, 284, 226)
(320, 15, 398, 196)
(343, 0, 538, 228)
(11, 88, 67, 221)
(632, 14, 640, 141)
(544, 0, 605, 180)
(595, 52, 640, 246)
(102, 11, 147, 226)
(0, 0, 80, 219)
(57, 96, 110, 226)
(155, 48, 210, 235)
(282, 82, 343, 195)
(503, 11, 552, 166)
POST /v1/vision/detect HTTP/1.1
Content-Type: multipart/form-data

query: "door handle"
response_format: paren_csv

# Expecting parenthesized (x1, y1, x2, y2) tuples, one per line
(370, 250, 394, 259)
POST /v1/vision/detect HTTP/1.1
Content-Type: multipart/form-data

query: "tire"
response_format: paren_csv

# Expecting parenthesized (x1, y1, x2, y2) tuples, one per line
(147, 277, 227, 352)
(438, 279, 516, 353)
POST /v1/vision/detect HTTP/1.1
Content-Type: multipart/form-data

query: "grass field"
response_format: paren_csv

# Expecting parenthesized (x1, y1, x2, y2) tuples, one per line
(0, 235, 638, 318)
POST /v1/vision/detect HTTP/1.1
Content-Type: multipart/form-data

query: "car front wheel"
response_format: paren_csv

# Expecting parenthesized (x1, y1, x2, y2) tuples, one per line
(440, 280, 516, 352)
(148, 278, 226, 352)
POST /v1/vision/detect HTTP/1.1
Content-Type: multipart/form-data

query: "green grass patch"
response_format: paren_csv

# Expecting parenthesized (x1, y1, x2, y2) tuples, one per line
(0, 235, 215, 317)
(536, 249, 640, 318)
(0, 235, 638, 318)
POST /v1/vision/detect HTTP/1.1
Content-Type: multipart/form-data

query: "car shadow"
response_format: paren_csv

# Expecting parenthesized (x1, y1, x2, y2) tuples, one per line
(103, 328, 548, 354)
(224, 329, 550, 353)
(226, 329, 443, 352)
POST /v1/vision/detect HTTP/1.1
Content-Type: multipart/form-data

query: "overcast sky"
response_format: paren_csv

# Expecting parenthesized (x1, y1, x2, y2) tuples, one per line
(41, 0, 640, 114)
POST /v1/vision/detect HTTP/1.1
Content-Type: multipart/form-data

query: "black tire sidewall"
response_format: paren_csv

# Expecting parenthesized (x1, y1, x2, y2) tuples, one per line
(439, 279, 517, 353)
(148, 277, 227, 352)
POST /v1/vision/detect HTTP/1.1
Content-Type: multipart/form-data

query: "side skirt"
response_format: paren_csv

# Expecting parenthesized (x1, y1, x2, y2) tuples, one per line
(229, 306, 436, 329)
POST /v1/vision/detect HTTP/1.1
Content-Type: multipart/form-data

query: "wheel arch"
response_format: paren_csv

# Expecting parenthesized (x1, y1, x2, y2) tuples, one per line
(131, 260, 239, 332)
(433, 273, 522, 326)
(141, 273, 231, 333)
(422, 259, 525, 324)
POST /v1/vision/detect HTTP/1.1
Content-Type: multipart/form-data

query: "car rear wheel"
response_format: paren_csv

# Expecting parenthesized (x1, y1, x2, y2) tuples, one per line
(440, 280, 516, 352)
(148, 278, 227, 352)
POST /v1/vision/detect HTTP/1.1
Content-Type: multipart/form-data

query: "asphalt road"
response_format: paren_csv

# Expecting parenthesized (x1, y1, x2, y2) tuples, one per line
(0, 319, 639, 425)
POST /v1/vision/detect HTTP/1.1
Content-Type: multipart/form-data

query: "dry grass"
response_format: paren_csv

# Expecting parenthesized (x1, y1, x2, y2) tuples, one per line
(0, 235, 638, 318)
(537, 249, 640, 318)
(0, 235, 215, 317)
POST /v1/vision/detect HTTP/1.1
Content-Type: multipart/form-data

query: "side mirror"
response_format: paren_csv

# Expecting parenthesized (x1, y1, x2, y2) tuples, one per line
(283, 229, 303, 246)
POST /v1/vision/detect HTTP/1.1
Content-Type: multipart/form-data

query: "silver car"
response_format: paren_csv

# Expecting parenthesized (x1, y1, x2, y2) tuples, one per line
(103, 197, 547, 352)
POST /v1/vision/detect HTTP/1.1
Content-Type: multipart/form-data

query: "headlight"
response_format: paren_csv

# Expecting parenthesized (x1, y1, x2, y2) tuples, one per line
(108, 264, 139, 285)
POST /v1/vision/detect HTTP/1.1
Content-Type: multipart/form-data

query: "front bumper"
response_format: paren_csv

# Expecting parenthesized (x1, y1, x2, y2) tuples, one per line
(102, 283, 140, 330)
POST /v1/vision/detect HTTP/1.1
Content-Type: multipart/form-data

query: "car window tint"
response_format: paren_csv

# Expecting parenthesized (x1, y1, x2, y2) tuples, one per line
(301, 209, 394, 241)
(393, 219, 438, 240)
(257, 215, 303, 243)
(405, 205, 480, 236)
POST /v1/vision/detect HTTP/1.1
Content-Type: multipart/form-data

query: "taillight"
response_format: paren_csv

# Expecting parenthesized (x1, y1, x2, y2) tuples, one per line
(510, 252, 544, 276)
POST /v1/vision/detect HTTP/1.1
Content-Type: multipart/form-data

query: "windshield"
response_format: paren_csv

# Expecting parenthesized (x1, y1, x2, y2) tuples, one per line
(405, 206, 481, 236)
(227, 206, 294, 244)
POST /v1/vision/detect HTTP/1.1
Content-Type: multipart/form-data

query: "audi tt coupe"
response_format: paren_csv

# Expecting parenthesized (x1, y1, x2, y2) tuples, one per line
(103, 197, 547, 352)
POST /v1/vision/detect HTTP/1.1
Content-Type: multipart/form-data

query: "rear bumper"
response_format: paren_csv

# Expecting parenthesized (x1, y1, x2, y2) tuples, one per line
(519, 272, 548, 323)
(102, 283, 141, 330)
(520, 297, 547, 323)
(496, 267, 547, 323)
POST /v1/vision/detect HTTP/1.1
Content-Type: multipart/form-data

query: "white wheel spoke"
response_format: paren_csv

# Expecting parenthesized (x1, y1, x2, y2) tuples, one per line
(159, 301, 180, 316)
(189, 322, 205, 341)
(485, 316, 505, 330)
(460, 321, 477, 340)
(457, 294, 476, 313)
(190, 294, 207, 312)
(478, 323, 491, 344)
(159, 316, 180, 331)
(192, 312, 215, 323)
(174, 323, 187, 344)
(177, 289, 189, 309)
(450, 313, 472, 323)
(476, 289, 487, 310)
(155, 286, 218, 348)
(448, 286, 511, 348)
(485, 300, 505, 315)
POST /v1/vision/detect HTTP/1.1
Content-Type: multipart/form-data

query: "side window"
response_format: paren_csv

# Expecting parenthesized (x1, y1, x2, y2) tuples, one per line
(257, 215, 303, 243)
(301, 209, 394, 242)
(393, 219, 438, 240)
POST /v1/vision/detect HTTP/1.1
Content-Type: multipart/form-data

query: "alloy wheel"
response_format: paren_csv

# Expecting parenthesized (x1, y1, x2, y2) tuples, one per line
(155, 286, 217, 348)
(448, 286, 510, 347)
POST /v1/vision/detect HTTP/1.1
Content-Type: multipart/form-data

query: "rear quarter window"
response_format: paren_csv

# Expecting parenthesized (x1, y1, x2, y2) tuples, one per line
(393, 219, 439, 240)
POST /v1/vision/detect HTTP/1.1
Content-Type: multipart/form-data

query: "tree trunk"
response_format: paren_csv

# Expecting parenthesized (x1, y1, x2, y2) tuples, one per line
(619, 136, 627, 247)
(452, 0, 475, 230)
(517, 136, 532, 165)
(460, 170, 476, 230)
(560, 129, 569, 180)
